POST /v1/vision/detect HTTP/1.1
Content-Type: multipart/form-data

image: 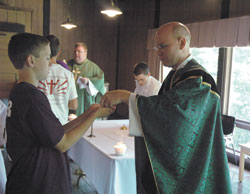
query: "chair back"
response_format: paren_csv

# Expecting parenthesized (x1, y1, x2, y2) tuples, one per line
(221, 115, 235, 135)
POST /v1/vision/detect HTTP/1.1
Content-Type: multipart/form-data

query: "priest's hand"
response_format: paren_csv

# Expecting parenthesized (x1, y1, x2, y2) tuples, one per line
(101, 90, 131, 108)
(88, 104, 116, 118)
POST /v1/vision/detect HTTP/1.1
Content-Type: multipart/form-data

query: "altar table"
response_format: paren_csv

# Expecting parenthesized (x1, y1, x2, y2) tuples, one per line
(69, 120, 136, 194)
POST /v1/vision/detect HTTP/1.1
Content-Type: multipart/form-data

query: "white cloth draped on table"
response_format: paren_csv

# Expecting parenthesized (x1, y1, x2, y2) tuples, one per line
(69, 120, 136, 194)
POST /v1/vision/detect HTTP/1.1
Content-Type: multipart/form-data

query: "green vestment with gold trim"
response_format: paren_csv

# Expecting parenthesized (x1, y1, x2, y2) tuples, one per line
(68, 58, 105, 116)
(136, 59, 231, 194)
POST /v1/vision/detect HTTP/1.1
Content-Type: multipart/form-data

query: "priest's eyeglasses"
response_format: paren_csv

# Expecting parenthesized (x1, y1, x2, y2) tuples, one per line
(153, 43, 169, 51)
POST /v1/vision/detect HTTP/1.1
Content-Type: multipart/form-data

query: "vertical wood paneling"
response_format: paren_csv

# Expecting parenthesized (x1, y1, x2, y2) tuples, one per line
(230, 0, 250, 17)
(117, 0, 155, 92)
(7, 10, 16, 22)
(30, 0, 37, 34)
(7, 0, 15, 7)
(159, 0, 222, 25)
(22, 0, 31, 10)
(36, 1, 43, 35)
(0, 9, 8, 21)
(0, 1, 35, 82)
(16, 10, 25, 25)
(1, 0, 43, 35)
(15, 0, 23, 8)
(25, 11, 31, 32)
(49, 0, 57, 35)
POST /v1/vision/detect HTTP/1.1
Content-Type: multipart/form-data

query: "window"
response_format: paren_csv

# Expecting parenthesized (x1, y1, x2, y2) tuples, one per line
(161, 48, 219, 82)
(228, 47, 250, 150)
(190, 47, 219, 81)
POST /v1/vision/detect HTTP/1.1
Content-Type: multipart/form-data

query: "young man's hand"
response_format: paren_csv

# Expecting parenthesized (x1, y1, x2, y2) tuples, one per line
(88, 104, 116, 118)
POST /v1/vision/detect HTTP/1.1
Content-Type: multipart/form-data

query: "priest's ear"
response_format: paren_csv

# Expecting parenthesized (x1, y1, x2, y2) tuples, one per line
(178, 37, 186, 50)
(26, 55, 36, 68)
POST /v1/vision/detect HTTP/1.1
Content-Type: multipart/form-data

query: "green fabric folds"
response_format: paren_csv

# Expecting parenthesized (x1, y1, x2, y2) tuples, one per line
(137, 60, 231, 194)
(68, 58, 105, 116)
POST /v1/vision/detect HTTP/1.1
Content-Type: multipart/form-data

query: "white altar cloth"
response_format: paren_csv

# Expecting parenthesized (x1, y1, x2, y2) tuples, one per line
(69, 120, 136, 194)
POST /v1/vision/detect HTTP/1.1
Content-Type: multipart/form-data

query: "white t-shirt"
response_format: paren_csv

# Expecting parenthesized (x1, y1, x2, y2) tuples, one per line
(38, 64, 78, 125)
(0, 151, 6, 194)
(0, 101, 7, 194)
(134, 76, 161, 97)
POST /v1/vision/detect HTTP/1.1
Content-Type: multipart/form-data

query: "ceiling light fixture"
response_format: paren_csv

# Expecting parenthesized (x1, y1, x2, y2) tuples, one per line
(101, 0, 122, 17)
(61, 0, 77, 29)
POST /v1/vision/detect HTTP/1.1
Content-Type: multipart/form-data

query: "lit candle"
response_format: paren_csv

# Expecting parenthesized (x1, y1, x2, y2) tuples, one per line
(114, 142, 127, 156)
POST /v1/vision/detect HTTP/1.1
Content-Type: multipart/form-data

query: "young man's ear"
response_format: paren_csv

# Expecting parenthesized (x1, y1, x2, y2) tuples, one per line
(26, 55, 35, 67)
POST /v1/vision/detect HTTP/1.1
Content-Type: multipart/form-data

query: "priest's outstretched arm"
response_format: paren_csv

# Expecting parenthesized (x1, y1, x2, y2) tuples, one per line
(101, 90, 131, 107)
(101, 90, 143, 136)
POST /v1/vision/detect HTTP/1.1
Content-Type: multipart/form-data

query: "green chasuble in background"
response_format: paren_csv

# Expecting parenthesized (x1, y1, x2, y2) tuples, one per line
(68, 58, 105, 116)
(136, 59, 231, 194)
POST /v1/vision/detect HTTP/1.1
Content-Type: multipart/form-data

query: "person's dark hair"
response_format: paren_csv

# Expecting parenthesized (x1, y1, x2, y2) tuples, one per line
(133, 62, 150, 76)
(74, 42, 88, 51)
(45, 35, 60, 58)
(8, 32, 49, 69)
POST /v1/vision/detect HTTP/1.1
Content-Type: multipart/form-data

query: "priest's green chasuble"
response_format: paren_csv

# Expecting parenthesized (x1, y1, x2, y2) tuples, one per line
(68, 58, 105, 115)
(136, 59, 231, 194)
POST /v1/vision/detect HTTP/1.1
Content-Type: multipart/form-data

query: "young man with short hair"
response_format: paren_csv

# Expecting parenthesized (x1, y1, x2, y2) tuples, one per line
(6, 33, 113, 194)
(133, 62, 161, 96)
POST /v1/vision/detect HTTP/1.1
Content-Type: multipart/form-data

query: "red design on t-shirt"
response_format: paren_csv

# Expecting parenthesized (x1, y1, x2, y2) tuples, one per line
(38, 79, 68, 95)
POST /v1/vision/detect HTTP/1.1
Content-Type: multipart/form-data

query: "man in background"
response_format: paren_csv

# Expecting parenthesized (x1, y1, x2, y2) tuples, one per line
(133, 62, 161, 96)
(38, 35, 78, 125)
(101, 22, 231, 194)
(133, 61, 161, 193)
(68, 43, 105, 116)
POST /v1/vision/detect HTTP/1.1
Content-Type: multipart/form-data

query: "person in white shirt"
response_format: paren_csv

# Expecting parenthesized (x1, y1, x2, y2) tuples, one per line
(133, 62, 161, 97)
(38, 35, 78, 125)
(0, 100, 7, 146)
(133, 62, 162, 193)
(0, 150, 6, 194)
(0, 100, 7, 194)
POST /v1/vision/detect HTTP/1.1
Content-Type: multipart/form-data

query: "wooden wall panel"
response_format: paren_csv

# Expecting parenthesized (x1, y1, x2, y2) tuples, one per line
(0, 0, 41, 84)
(16, 10, 25, 25)
(0, 31, 18, 79)
(0, 8, 7, 21)
(14, 0, 23, 8)
(25, 11, 31, 32)
(159, 0, 222, 25)
(117, 0, 155, 92)
(1, 0, 43, 34)
(230, 0, 250, 17)
(7, 10, 16, 22)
